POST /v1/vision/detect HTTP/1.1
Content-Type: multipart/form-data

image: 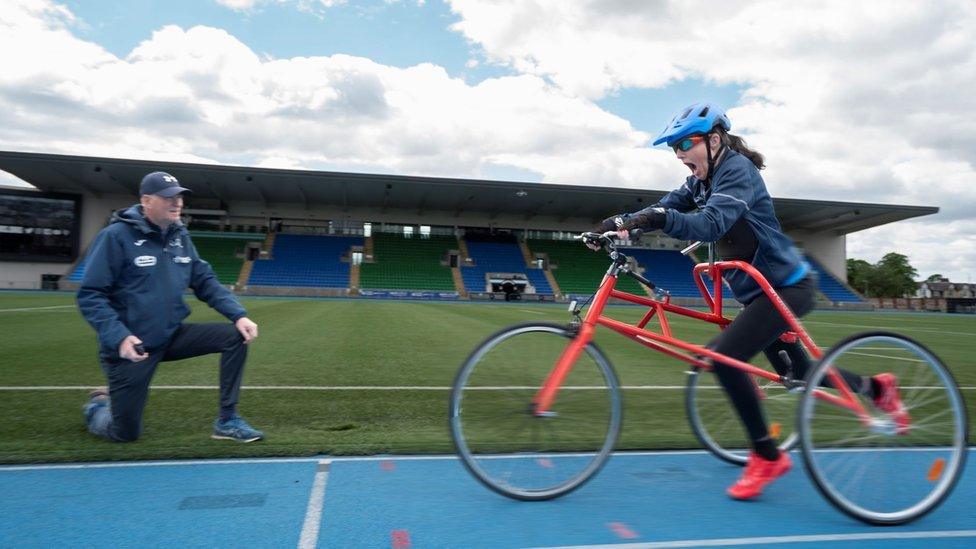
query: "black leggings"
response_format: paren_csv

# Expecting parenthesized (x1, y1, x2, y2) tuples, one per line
(709, 275, 866, 445)
(95, 323, 247, 442)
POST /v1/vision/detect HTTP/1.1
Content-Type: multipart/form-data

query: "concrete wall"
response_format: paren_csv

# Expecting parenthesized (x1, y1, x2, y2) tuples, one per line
(789, 230, 847, 282)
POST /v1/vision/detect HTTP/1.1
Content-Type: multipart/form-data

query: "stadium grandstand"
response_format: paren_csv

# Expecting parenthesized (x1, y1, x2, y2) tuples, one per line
(0, 151, 939, 308)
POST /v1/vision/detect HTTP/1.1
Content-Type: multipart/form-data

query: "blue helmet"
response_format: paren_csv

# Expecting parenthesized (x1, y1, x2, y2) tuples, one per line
(652, 102, 731, 146)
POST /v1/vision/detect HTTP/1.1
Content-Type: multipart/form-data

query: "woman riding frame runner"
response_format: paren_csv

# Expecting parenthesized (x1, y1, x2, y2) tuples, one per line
(592, 102, 909, 499)
(448, 102, 967, 526)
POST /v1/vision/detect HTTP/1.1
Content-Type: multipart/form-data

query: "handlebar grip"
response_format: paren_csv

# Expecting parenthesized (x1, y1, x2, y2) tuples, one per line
(629, 228, 644, 242)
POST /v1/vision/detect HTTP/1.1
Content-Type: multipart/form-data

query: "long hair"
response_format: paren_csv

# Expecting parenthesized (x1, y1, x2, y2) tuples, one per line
(715, 127, 765, 170)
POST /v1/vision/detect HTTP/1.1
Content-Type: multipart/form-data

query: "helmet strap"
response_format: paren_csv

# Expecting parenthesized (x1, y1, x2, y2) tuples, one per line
(703, 132, 726, 184)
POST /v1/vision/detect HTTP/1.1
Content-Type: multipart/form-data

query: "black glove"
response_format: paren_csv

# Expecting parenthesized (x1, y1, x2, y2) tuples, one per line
(595, 214, 624, 233)
(619, 208, 667, 232)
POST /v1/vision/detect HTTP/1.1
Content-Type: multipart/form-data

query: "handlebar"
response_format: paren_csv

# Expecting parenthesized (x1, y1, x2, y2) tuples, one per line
(577, 230, 661, 294)
(578, 228, 644, 251)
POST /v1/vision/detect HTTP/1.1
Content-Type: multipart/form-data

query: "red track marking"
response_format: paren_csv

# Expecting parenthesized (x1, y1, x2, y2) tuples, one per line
(607, 521, 639, 539)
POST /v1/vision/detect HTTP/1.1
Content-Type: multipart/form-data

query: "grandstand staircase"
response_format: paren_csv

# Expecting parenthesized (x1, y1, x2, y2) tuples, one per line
(262, 232, 277, 258)
(543, 269, 562, 299)
(235, 232, 277, 288)
(453, 235, 473, 297)
(349, 263, 360, 295)
(451, 267, 468, 298)
(363, 236, 375, 263)
(236, 260, 253, 289)
(457, 237, 472, 266)
(519, 240, 535, 267)
(521, 239, 562, 298)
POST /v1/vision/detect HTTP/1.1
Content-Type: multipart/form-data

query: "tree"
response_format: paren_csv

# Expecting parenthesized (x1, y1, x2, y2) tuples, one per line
(845, 253, 919, 298)
(875, 252, 919, 297)
(846, 258, 877, 297)
(926, 274, 945, 282)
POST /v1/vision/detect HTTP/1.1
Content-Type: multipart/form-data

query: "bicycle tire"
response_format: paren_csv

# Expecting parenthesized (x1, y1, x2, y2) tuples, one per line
(798, 331, 968, 525)
(449, 322, 622, 501)
(686, 365, 799, 465)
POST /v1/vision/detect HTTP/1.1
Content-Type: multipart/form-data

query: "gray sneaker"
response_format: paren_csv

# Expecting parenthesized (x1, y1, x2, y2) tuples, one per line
(82, 387, 109, 424)
(212, 415, 264, 443)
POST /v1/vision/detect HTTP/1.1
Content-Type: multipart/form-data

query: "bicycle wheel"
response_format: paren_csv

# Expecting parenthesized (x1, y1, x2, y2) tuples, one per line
(686, 365, 799, 465)
(449, 322, 622, 501)
(798, 331, 968, 525)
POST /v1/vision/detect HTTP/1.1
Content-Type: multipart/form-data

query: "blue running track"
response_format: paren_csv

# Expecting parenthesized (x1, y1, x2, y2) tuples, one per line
(1, 450, 975, 548)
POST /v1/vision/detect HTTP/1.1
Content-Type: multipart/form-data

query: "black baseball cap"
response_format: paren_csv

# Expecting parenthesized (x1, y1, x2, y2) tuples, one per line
(140, 171, 192, 197)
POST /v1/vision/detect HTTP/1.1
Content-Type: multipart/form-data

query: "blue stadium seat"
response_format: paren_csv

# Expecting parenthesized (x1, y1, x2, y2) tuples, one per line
(804, 255, 864, 303)
(248, 234, 363, 288)
(623, 248, 702, 297)
(67, 256, 88, 282)
(461, 240, 553, 295)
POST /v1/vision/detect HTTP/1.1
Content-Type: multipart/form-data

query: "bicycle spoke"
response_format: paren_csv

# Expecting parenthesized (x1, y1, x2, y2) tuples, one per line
(451, 323, 622, 500)
(800, 332, 967, 525)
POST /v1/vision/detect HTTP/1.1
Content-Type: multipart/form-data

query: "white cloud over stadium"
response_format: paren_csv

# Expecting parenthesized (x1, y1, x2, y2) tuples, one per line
(0, 0, 974, 280)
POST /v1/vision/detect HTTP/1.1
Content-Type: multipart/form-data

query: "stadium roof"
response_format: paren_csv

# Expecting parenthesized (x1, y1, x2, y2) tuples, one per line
(0, 150, 938, 234)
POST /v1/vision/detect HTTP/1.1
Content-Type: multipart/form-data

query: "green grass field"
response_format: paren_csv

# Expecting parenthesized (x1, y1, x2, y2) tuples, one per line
(1, 291, 973, 463)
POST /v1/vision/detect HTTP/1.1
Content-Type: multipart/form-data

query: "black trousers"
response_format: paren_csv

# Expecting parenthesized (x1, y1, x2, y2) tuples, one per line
(96, 323, 247, 442)
(709, 276, 864, 445)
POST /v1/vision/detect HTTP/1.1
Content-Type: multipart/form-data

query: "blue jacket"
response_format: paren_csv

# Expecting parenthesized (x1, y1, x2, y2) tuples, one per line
(634, 150, 809, 303)
(77, 205, 247, 355)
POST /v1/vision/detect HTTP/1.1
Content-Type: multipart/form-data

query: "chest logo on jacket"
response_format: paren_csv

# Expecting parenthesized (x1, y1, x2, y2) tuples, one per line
(169, 238, 183, 249)
(134, 255, 157, 267)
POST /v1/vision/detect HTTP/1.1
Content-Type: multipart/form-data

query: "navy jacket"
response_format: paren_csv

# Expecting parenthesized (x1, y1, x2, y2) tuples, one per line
(77, 205, 247, 355)
(633, 150, 809, 303)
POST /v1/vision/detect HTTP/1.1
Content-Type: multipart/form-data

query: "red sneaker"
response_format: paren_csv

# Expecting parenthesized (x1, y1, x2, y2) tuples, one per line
(727, 452, 792, 500)
(873, 373, 911, 435)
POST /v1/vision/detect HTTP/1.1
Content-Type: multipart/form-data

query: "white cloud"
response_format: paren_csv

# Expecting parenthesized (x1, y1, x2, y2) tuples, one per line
(447, 0, 976, 280)
(1, 0, 975, 281)
(848, 218, 976, 283)
(0, 0, 656, 184)
(213, 0, 260, 11)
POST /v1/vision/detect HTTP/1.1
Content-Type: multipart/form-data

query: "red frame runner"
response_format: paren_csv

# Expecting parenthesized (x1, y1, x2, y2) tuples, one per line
(532, 259, 870, 423)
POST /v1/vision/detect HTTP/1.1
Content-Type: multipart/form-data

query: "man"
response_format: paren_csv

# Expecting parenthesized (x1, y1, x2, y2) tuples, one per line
(78, 171, 264, 443)
(501, 278, 516, 301)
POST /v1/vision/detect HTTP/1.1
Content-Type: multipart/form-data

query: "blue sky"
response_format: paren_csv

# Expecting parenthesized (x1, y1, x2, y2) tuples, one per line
(63, 1, 513, 88)
(62, 0, 743, 138)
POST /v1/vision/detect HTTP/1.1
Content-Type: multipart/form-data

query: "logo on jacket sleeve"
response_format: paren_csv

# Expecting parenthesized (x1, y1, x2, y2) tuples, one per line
(134, 255, 157, 267)
(169, 238, 183, 248)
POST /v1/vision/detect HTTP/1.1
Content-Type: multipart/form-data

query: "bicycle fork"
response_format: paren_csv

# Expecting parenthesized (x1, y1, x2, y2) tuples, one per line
(532, 323, 595, 416)
(533, 273, 616, 416)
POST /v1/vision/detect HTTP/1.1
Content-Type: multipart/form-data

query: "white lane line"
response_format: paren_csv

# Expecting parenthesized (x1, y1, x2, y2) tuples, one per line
(0, 450, 726, 473)
(298, 459, 330, 549)
(846, 350, 926, 363)
(0, 457, 323, 471)
(0, 450, 719, 473)
(0, 305, 75, 313)
(804, 320, 974, 337)
(2, 448, 971, 472)
(2, 385, 974, 391)
(529, 530, 976, 548)
(519, 309, 547, 315)
(0, 385, 688, 391)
